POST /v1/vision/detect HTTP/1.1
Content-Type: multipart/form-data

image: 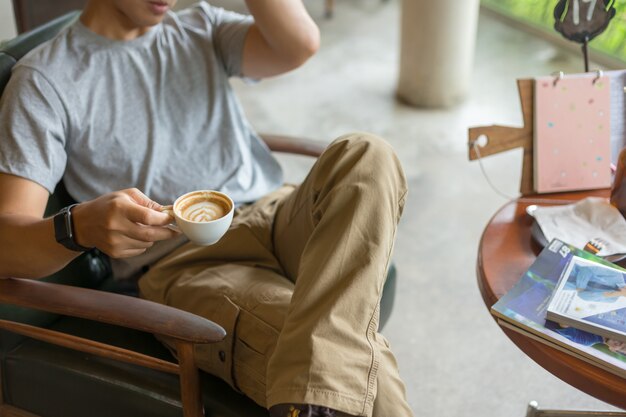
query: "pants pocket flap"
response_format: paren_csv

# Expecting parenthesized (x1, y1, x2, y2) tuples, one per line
(194, 295, 240, 388)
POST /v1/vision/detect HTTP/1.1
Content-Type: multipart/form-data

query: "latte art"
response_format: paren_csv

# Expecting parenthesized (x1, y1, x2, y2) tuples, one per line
(175, 192, 232, 223)
(181, 201, 228, 222)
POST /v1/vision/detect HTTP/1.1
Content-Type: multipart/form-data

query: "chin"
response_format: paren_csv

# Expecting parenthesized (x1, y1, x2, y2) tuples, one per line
(117, 0, 173, 28)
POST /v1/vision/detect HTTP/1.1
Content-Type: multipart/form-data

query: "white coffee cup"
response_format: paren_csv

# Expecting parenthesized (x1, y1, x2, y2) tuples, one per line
(161, 190, 234, 246)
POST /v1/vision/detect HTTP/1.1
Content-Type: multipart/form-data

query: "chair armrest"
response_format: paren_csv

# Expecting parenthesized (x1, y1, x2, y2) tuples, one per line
(260, 134, 327, 158)
(0, 277, 225, 344)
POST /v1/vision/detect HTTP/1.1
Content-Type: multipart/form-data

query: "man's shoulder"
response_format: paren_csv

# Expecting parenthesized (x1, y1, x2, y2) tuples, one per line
(13, 25, 76, 79)
(175, 1, 215, 23)
(172, 1, 249, 31)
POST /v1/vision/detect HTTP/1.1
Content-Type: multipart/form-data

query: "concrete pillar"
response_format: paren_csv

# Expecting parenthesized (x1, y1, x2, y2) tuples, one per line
(397, 0, 480, 108)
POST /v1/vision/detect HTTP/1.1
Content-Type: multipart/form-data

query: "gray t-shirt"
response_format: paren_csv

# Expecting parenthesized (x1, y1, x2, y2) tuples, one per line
(0, 2, 283, 206)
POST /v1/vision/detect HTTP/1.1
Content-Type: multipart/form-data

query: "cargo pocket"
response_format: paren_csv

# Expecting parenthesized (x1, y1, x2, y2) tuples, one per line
(232, 309, 282, 408)
(193, 295, 241, 390)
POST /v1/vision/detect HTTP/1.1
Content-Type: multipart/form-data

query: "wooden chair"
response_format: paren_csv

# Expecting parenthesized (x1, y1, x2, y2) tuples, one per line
(0, 12, 397, 417)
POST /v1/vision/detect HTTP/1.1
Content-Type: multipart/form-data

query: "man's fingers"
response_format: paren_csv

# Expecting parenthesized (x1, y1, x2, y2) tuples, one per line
(125, 188, 169, 213)
(114, 248, 151, 259)
(125, 202, 174, 226)
(98, 234, 154, 259)
(123, 221, 181, 242)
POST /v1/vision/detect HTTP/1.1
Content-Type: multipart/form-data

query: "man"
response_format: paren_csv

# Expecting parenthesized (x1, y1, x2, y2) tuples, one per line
(0, 1, 413, 416)
(569, 263, 626, 303)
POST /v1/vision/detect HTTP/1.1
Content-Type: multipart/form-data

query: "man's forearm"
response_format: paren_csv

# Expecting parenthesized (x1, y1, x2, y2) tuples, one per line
(245, 0, 320, 65)
(0, 214, 78, 279)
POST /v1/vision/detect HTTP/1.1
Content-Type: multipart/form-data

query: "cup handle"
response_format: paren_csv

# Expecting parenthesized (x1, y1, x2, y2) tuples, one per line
(160, 205, 174, 216)
(160, 205, 181, 233)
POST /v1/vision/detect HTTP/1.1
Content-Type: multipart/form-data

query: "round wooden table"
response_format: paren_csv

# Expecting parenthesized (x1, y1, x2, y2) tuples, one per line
(477, 189, 626, 410)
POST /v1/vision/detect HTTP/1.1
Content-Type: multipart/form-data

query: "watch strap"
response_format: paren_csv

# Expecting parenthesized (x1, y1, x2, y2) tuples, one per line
(54, 204, 93, 252)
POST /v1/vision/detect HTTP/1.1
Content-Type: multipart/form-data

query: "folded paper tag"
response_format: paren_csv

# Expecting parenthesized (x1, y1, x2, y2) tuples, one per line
(533, 197, 626, 256)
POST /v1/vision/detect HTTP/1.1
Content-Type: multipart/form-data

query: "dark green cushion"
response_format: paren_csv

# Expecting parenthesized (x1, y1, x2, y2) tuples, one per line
(0, 52, 16, 95)
(380, 263, 396, 329)
(4, 317, 268, 417)
(0, 12, 79, 61)
(5, 333, 182, 417)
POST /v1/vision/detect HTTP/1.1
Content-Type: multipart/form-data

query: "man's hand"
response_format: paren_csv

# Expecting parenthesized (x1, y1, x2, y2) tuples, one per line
(72, 188, 179, 258)
(0, 175, 180, 278)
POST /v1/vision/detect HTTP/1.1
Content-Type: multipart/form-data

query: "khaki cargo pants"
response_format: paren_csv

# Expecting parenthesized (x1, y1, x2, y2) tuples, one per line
(138, 133, 413, 417)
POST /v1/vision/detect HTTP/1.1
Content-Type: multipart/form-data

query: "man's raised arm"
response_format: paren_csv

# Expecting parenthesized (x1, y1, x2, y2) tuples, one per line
(241, 0, 320, 79)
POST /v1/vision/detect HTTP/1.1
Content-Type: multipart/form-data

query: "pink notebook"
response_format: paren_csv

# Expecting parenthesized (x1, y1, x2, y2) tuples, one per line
(534, 73, 612, 193)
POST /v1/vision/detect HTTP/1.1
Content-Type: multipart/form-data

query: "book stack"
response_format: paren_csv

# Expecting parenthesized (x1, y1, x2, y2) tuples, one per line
(492, 239, 626, 377)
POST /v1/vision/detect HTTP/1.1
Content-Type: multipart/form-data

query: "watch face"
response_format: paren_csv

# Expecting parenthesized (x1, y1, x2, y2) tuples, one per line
(62, 208, 73, 237)
(54, 207, 69, 242)
(54, 205, 90, 252)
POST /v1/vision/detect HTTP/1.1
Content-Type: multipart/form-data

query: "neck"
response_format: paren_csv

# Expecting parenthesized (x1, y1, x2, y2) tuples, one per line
(81, 1, 150, 41)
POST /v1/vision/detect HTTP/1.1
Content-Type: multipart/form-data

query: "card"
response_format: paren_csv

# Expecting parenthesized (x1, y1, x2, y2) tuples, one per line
(534, 73, 612, 193)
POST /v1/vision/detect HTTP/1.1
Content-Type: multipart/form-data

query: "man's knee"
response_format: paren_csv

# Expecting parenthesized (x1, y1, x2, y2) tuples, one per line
(329, 132, 394, 158)
(324, 132, 407, 198)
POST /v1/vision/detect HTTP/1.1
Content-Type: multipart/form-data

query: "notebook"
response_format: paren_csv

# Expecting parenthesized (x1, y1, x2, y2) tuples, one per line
(533, 72, 612, 193)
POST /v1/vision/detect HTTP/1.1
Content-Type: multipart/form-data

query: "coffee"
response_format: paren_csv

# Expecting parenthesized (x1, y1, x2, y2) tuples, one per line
(175, 192, 231, 223)
(161, 190, 234, 246)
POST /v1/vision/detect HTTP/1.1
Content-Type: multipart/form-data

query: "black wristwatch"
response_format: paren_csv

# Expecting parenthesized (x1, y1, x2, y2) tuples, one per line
(54, 204, 93, 252)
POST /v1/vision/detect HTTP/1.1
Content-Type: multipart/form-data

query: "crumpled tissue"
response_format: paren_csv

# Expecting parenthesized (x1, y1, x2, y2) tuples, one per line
(532, 197, 626, 257)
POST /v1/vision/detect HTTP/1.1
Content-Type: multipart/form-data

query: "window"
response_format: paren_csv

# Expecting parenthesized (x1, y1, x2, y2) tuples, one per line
(481, 0, 626, 65)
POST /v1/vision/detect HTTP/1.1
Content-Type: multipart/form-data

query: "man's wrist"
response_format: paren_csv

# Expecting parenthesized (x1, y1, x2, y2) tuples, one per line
(53, 204, 93, 252)
(69, 203, 93, 250)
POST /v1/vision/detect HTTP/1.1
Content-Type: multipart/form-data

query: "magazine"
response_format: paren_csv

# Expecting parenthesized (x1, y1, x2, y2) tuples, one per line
(497, 319, 623, 377)
(546, 255, 626, 343)
(490, 239, 626, 378)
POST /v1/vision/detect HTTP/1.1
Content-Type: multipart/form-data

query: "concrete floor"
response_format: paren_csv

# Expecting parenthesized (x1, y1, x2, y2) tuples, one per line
(190, 0, 619, 415)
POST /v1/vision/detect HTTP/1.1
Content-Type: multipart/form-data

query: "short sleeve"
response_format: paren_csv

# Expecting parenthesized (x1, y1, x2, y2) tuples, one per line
(0, 65, 68, 193)
(179, 2, 253, 77)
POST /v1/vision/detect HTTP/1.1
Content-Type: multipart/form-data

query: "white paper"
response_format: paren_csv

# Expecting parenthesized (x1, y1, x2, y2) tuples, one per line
(533, 197, 626, 256)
